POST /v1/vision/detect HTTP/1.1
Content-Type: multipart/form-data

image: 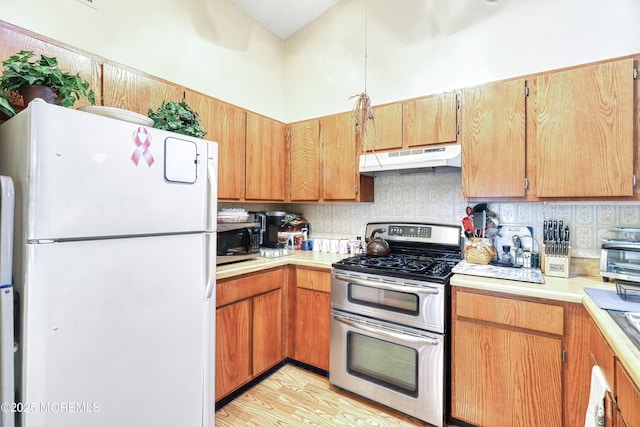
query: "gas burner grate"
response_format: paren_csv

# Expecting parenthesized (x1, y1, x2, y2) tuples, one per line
(334, 254, 457, 281)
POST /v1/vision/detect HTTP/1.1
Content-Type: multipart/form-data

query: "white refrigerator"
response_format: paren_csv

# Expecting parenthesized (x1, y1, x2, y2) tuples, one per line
(0, 100, 217, 427)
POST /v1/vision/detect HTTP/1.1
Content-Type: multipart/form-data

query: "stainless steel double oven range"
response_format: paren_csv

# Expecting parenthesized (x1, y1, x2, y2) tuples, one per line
(330, 222, 462, 427)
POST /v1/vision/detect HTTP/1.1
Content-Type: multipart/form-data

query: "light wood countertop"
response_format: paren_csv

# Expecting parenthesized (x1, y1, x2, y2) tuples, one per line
(216, 251, 346, 280)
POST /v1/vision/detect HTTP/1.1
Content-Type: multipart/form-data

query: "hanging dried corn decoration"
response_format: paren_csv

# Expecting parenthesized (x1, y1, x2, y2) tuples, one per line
(350, 0, 378, 157)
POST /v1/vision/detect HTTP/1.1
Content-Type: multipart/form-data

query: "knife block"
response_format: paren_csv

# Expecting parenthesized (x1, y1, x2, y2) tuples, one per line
(541, 243, 571, 278)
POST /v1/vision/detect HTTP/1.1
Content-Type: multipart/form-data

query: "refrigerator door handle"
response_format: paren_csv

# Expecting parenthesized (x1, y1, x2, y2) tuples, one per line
(204, 232, 215, 300)
(206, 156, 216, 233)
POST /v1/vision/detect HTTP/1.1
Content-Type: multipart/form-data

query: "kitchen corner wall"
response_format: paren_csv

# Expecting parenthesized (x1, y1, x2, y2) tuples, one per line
(283, 172, 640, 259)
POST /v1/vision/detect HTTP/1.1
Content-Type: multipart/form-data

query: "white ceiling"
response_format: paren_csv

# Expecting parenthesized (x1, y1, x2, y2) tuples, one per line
(230, 0, 343, 39)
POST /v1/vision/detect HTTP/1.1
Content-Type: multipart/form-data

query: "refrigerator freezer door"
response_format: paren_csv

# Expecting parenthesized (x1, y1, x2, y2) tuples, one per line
(0, 101, 216, 240)
(0, 177, 14, 427)
(19, 234, 213, 427)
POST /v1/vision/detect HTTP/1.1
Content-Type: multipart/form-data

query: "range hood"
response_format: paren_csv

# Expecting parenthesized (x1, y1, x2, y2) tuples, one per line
(359, 144, 461, 176)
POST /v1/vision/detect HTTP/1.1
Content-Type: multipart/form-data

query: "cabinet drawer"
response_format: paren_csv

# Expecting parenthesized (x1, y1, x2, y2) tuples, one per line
(456, 291, 564, 335)
(217, 268, 284, 307)
(296, 267, 330, 292)
(616, 360, 640, 425)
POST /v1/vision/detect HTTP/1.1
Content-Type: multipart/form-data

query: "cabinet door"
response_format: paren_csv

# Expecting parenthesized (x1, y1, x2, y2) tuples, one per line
(294, 288, 330, 370)
(618, 410, 628, 427)
(616, 360, 640, 427)
(320, 112, 358, 200)
(452, 290, 564, 426)
(461, 79, 526, 198)
(185, 90, 246, 200)
(215, 299, 251, 400)
(246, 112, 286, 201)
(452, 320, 562, 426)
(294, 268, 330, 370)
(604, 391, 616, 427)
(102, 63, 182, 115)
(288, 119, 320, 201)
(534, 58, 634, 197)
(253, 289, 283, 375)
(402, 92, 457, 148)
(589, 318, 616, 388)
(362, 103, 403, 152)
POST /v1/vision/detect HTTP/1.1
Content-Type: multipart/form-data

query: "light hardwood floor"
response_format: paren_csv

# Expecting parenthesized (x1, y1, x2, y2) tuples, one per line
(215, 364, 431, 426)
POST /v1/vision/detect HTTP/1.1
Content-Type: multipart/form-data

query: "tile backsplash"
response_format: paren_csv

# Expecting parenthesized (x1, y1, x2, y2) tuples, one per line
(221, 171, 640, 259)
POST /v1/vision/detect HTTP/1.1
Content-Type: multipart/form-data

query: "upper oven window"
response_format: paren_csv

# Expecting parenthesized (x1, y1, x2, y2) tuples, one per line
(348, 282, 419, 315)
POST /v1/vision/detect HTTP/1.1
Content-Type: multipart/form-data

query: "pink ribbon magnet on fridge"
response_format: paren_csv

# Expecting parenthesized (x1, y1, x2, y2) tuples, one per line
(131, 127, 155, 166)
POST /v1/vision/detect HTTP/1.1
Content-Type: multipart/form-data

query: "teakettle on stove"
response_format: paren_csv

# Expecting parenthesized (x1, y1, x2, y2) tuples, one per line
(600, 227, 640, 283)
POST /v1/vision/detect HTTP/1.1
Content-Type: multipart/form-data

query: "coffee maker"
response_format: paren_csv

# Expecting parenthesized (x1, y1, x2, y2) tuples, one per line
(251, 211, 287, 248)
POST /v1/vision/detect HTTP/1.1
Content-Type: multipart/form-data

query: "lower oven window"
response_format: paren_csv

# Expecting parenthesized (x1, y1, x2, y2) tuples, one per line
(346, 331, 418, 397)
(348, 283, 418, 315)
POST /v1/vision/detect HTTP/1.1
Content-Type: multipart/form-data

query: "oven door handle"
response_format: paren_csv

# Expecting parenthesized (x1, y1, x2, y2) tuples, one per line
(334, 274, 440, 295)
(333, 314, 440, 346)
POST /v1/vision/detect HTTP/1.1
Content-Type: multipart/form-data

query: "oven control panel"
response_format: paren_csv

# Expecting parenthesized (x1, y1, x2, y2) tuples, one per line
(366, 222, 462, 247)
(388, 225, 432, 238)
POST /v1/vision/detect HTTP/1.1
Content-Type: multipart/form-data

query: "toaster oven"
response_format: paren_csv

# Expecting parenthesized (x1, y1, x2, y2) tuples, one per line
(600, 227, 640, 283)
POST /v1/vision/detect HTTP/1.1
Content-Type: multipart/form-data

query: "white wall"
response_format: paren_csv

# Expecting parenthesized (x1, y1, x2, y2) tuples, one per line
(0, 0, 285, 120)
(284, 0, 640, 122)
(2, 0, 639, 123)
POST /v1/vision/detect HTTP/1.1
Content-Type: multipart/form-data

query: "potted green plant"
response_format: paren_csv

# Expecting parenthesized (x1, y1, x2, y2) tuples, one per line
(148, 101, 206, 138)
(0, 50, 96, 117)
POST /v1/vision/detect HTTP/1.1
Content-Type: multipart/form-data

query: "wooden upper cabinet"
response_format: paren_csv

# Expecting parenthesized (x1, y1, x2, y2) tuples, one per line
(245, 112, 286, 201)
(102, 63, 182, 115)
(185, 90, 246, 200)
(461, 79, 526, 198)
(362, 103, 403, 152)
(0, 22, 100, 110)
(402, 92, 458, 148)
(533, 58, 634, 197)
(320, 112, 359, 200)
(288, 119, 320, 201)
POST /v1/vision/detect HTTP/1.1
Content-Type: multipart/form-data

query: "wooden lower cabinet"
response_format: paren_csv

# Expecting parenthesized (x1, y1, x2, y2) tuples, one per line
(293, 267, 331, 371)
(451, 287, 591, 427)
(215, 299, 251, 399)
(253, 289, 283, 374)
(616, 360, 640, 427)
(589, 315, 640, 427)
(453, 321, 562, 426)
(215, 268, 284, 401)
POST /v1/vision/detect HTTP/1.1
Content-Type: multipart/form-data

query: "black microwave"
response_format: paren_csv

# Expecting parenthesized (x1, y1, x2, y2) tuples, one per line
(216, 222, 262, 265)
